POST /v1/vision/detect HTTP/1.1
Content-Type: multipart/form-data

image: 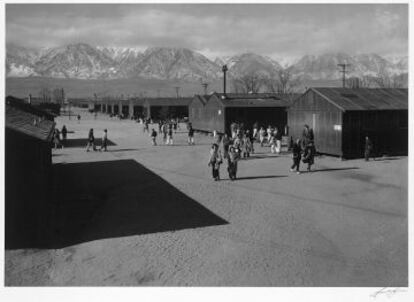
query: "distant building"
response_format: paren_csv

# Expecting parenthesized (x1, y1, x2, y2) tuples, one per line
(6, 95, 57, 121)
(128, 98, 146, 118)
(189, 93, 293, 134)
(67, 98, 91, 108)
(288, 87, 408, 158)
(144, 97, 193, 120)
(5, 99, 55, 248)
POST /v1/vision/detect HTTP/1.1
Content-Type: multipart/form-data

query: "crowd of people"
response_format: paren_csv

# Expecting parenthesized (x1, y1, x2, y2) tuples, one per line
(144, 118, 195, 146)
(206, 123, 317, 181)
(53, 111, 380, 182)
(141, 118, 319, 181)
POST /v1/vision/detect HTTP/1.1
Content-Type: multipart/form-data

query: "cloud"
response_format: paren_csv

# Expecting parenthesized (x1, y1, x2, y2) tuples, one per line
(6, 4, 408, 58)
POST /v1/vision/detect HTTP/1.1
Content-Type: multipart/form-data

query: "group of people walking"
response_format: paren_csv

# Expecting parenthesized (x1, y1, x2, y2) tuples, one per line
(148, 119, 195, 146)
(207, 123, 318, 181)
(290, 125, 316, 174)
(53, 125, 67, 150)
(148, 120, 174, 145)
(86, 128, 108, 152)
(208, 142, 241, 181)
(231, 122, 284, 155)
(258, 125, 283, 154)
(208, 129, 255, 181)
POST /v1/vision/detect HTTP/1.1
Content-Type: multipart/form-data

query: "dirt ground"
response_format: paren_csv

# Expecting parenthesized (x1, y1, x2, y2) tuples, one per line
(5, 109, 408, 286)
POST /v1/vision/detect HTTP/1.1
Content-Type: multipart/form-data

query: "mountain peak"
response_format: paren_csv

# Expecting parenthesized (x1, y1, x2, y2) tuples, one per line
(5, 43, 408, 83)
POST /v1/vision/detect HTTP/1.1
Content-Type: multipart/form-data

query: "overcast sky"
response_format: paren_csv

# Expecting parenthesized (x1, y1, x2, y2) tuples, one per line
(6, 3, 408, 62)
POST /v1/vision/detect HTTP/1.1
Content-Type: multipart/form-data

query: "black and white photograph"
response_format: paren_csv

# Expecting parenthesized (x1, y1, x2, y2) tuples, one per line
(1, 0, 412, 299)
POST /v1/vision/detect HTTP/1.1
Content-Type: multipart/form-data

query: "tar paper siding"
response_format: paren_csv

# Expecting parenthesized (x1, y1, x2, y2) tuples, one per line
(5, 129, 53, 247)
(189, 97, 207, 131)
(190, 96, 225, 133)
(288, 89, 343, 156)
(342, 110, 408, 158)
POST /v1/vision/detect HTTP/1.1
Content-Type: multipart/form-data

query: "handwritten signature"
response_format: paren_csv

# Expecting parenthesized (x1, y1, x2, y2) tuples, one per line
(371, 287, 407, 298)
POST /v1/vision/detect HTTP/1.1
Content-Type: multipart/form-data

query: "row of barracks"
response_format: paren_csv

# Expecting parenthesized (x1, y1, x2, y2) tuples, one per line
(90, 97, 192, 119)
(89, 87, 408, 159)
(6, 96, 56, 248)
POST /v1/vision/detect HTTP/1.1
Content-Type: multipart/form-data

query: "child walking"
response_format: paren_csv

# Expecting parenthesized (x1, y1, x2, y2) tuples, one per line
(290, 138, 302, 174)
(188, 126, 195, 145)
(208, 144, 223, 181)
(303, 141, 316, 172)
(227, 146, 240, 181)
(364, 136, 373, 161)
(100, 129, 108, 151)
(150, 128, 158, 146)
(86, 128, 96, 152)
(167, 125, 173, 145)
(259, 127, 266, 147)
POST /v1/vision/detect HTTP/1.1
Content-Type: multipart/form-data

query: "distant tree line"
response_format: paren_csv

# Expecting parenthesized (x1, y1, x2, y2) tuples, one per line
(232, 66, 406, 95)
(358, 66, 406, 88)
(232, 68, 300, 95)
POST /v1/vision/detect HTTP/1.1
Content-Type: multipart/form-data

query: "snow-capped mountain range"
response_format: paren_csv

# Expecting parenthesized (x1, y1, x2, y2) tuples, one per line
(6, 43, 408, 81)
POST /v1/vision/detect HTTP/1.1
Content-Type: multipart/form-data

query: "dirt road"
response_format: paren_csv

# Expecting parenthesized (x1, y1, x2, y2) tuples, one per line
(5, 110, 408, 286)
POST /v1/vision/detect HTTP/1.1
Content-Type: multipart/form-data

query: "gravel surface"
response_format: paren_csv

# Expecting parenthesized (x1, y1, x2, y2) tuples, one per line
(5, 109, 408, 286)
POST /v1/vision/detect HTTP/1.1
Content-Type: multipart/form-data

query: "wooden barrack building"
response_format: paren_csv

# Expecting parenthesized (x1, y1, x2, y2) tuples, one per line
(6, 98, 56, 247)
(189, 93, 292, 135)
(288, 87, 408, 158)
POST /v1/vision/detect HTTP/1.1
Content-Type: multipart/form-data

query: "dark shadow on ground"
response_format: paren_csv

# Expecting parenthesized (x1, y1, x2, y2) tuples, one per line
(242, 155, 281, 160)
(108, 148, 140, 152)
(6, 159, 227, 249)
(371, 157, 402, 162)
(62, 138, 116, 148)
(306, 167, 359, 173)
(157, 143, 211, 147)
(233, 175, 288, 181)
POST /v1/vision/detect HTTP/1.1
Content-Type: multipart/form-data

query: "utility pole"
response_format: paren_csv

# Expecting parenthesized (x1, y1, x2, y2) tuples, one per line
(337, 64, 351, 88)
(201, 83, 208, 95)
(222, 65, 228, 95)
(174, 86, 180, 98)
